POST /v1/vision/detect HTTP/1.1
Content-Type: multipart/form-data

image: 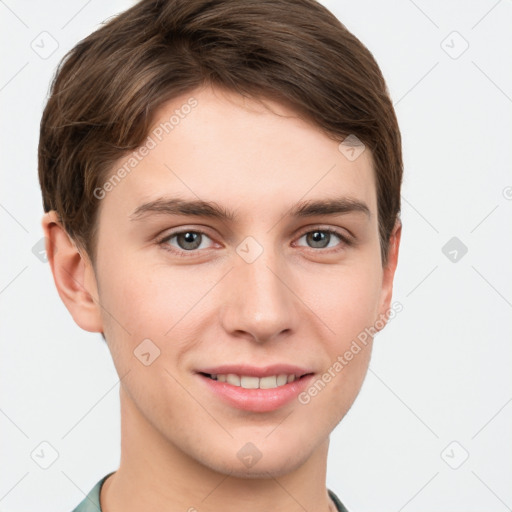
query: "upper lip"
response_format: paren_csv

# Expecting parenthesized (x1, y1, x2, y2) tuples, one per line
(196, 364, 314, 378)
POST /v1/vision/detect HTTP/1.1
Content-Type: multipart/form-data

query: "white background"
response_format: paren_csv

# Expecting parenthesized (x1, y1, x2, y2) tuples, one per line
(0, 1, 511, 510)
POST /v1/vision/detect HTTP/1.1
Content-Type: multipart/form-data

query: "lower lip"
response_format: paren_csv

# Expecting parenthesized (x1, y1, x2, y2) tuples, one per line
(197, 373, 315, 412)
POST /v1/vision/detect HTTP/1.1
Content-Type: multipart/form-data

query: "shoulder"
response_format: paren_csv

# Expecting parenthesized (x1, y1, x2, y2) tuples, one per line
(328, 488, 350, 512)
(69, 472, 115, 512)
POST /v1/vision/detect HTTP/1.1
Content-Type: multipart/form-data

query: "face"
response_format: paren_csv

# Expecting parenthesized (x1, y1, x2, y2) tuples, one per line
(59, 84, 400, 478)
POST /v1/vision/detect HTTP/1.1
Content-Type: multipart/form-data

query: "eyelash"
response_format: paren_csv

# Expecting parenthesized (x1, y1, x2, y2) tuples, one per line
(156, 226, 353, 258)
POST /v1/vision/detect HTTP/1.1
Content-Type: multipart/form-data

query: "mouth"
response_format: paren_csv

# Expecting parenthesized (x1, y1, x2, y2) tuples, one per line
(195, 365, 316, 412)
(199, 372, 313, 389)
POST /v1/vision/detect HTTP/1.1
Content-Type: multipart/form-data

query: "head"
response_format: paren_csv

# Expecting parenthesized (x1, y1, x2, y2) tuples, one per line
(39, 0, 402, 478)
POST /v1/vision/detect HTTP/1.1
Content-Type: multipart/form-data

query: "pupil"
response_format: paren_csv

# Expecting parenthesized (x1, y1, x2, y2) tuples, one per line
(180, 232, 200, 250)
(309, 230, 328, 248)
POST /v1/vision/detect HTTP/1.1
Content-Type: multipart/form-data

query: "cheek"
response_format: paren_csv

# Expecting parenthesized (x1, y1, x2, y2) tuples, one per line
(296, 263, 380, 407)
(97, 258, 220, 369)
(96, 260, 204, 412)
(301, 261, 382, 344)
(99, 256, 209, 330)
(296, 337, 372, 440)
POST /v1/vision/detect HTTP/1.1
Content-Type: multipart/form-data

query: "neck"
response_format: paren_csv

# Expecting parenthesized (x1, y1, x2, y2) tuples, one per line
(101, 386, 337, 512)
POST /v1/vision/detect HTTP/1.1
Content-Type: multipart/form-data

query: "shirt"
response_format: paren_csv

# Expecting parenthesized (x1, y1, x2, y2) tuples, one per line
(71, 472, 350, 512)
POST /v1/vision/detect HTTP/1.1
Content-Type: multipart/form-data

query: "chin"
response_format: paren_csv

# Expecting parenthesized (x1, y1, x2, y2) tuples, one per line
(195, 435, 317, 479)
(206, 452, 309, 479)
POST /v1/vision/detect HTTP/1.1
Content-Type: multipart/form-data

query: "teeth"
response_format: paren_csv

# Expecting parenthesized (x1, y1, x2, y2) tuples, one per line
(240, 376, 259, 389)
(226, 374, 240, 386)
(259, 376, 277, 389)
(276, 374, 288, 386)
(210, 372, 298, 389)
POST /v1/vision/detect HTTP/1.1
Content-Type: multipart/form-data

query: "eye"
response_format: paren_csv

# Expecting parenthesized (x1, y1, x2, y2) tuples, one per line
(158, 229, 215, 257)
(295, 227, 352, 252)
(157, 226, 353, 259)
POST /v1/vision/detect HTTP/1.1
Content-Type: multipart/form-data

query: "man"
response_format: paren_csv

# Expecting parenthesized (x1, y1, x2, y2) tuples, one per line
(38, 1, 402, 510)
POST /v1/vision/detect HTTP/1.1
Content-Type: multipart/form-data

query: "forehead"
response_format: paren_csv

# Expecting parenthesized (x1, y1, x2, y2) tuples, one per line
(100, 84, 377, 224)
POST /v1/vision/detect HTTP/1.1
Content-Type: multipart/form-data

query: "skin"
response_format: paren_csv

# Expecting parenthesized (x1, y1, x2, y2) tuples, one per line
(42, 84, 401, 512)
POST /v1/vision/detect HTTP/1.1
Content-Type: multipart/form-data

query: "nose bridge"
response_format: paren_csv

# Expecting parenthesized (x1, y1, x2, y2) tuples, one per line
(220, 236, 297, 342)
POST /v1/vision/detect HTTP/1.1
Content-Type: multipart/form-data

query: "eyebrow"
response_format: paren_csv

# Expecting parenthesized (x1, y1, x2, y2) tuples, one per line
(129, 196, 371, 222)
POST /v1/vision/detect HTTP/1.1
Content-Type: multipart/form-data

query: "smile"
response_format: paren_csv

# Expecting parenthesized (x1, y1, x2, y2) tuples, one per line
(196, 367, 315, 412)
(203, 373, 302, 389)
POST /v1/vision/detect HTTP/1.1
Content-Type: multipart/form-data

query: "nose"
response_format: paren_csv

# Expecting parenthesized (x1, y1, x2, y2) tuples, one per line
(219, 244, 300, 344)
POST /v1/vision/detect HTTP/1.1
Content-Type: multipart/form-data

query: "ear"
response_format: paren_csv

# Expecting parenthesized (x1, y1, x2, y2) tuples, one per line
(376, 218, 402, 327)
(41, 211, 103, 333)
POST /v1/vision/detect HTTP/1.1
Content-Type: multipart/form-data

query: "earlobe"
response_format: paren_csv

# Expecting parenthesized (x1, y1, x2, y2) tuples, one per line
(41, 211, 103, 333)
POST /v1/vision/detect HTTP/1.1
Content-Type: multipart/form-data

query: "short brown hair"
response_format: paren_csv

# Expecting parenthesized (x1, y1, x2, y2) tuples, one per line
(38, 0, 402, 268)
